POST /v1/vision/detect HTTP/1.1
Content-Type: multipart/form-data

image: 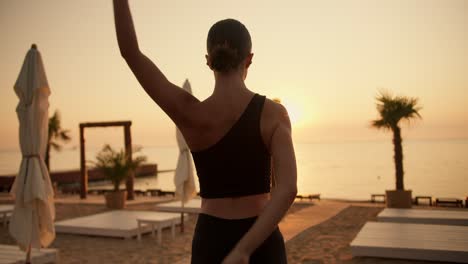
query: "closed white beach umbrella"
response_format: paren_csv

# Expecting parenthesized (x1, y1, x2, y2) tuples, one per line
(9, 44, 55, 256)
(174, 79, 196, 203)
(174, 79, 197, 231)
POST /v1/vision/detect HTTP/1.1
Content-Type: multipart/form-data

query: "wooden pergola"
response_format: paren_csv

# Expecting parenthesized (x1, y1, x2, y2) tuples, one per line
(79, 121, 135, 200)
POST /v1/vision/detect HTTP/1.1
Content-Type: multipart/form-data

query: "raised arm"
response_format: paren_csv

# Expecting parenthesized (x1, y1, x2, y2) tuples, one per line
(112, 0, 198, 125)
(222, 104, 298, 264)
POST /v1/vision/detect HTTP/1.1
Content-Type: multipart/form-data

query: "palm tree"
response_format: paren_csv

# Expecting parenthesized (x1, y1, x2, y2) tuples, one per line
(91, 144, 147, 209)
(372, 92, 422, 190)
(46, 110, 71, 171)
(92, 144, 147, 192)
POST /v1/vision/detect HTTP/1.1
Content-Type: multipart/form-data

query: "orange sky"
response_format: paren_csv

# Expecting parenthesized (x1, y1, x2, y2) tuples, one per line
(1, 0, 467, 150)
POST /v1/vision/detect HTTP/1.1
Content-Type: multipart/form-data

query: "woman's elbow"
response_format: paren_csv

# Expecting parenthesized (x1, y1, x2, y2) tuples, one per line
(287, 186, 298, 200)
(120, 49, 135, 62)
(275, 184, 297, 202)
(119, 46, 140, 62)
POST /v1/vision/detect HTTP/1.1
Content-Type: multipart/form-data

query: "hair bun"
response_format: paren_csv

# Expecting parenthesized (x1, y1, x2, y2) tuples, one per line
(207, 19, 252, 73)
(210, 44, 240, 72)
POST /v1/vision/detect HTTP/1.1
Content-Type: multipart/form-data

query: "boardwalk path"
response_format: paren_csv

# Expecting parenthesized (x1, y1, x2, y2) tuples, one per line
(280, 200, 349, 242)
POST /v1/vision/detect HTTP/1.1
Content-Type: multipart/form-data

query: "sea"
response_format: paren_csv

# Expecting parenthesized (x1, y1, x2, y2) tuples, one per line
(1, 139, 467, 201)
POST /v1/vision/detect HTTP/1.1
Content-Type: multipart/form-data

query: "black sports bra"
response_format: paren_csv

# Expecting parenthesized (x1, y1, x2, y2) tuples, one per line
(191, 93, 271, 198)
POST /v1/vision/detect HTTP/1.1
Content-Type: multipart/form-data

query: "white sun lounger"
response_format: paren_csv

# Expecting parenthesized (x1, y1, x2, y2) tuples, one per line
(378, 208, 468, 226)
(0, 245, 58, 264)
(136, 212, 189, 243)
(55, 210, 183, 239)
(350, 222, 468, 263)
(0, 205, 14, 227)
(154, 199, 201, 214)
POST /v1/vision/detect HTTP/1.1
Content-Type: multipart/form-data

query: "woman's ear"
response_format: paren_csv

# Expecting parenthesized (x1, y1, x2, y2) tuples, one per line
(246, 53, 254, 68)
(205, 54, 212, 69)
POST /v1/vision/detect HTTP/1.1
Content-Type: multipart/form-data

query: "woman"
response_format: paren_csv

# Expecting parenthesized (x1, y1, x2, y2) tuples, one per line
(113, 1, 297, 263)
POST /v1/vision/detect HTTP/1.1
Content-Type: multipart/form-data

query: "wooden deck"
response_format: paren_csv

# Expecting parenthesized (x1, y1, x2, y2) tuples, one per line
(378, 208, 468, 226)
(350, 222, 468, 263)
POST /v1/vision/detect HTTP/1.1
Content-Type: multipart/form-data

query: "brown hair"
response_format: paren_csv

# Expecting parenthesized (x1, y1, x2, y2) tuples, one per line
(207, 19, 252, 73)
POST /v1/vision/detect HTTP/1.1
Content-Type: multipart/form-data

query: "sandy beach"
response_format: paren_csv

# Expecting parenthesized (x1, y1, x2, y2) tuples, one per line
(1, 194, 458, 264)
(1, 1, 467, 263)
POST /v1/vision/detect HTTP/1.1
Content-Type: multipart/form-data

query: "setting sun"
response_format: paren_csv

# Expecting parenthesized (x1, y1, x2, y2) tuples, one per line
(282, 100, 303, 126)
(273, 96, 312, 128)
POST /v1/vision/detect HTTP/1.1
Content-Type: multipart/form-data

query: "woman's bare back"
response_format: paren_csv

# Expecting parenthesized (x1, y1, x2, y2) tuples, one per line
(179, 88, 286, 219)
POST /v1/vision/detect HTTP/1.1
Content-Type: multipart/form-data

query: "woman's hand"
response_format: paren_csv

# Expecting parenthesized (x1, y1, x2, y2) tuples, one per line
(221, 248, 250, 264)
(222, 102, 296, 264)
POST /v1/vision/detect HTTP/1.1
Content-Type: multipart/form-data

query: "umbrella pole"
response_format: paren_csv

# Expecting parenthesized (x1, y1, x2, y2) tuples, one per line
(180, 196, 185, 233)
(25, 244, 31, 263)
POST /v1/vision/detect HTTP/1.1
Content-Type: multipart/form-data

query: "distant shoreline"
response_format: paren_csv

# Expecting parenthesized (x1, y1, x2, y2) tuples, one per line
(1, 137, 468, 153)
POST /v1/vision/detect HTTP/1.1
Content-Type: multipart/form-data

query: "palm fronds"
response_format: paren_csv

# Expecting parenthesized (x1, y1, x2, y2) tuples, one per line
(372, 91, 422, 130)
(46, 110, 71, 170)
(91, 144, 147, 191)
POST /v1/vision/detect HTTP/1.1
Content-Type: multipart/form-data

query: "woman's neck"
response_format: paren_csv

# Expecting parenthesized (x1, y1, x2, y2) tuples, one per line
(212, 71, 249, 99)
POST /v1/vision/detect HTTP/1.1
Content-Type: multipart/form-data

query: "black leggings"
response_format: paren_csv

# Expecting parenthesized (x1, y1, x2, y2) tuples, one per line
(191, 213, 288, 264)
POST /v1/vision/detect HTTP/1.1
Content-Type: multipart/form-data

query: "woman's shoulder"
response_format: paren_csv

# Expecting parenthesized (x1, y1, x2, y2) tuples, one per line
(259, 96, 291, 148)
(262, 97, 290, 123)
